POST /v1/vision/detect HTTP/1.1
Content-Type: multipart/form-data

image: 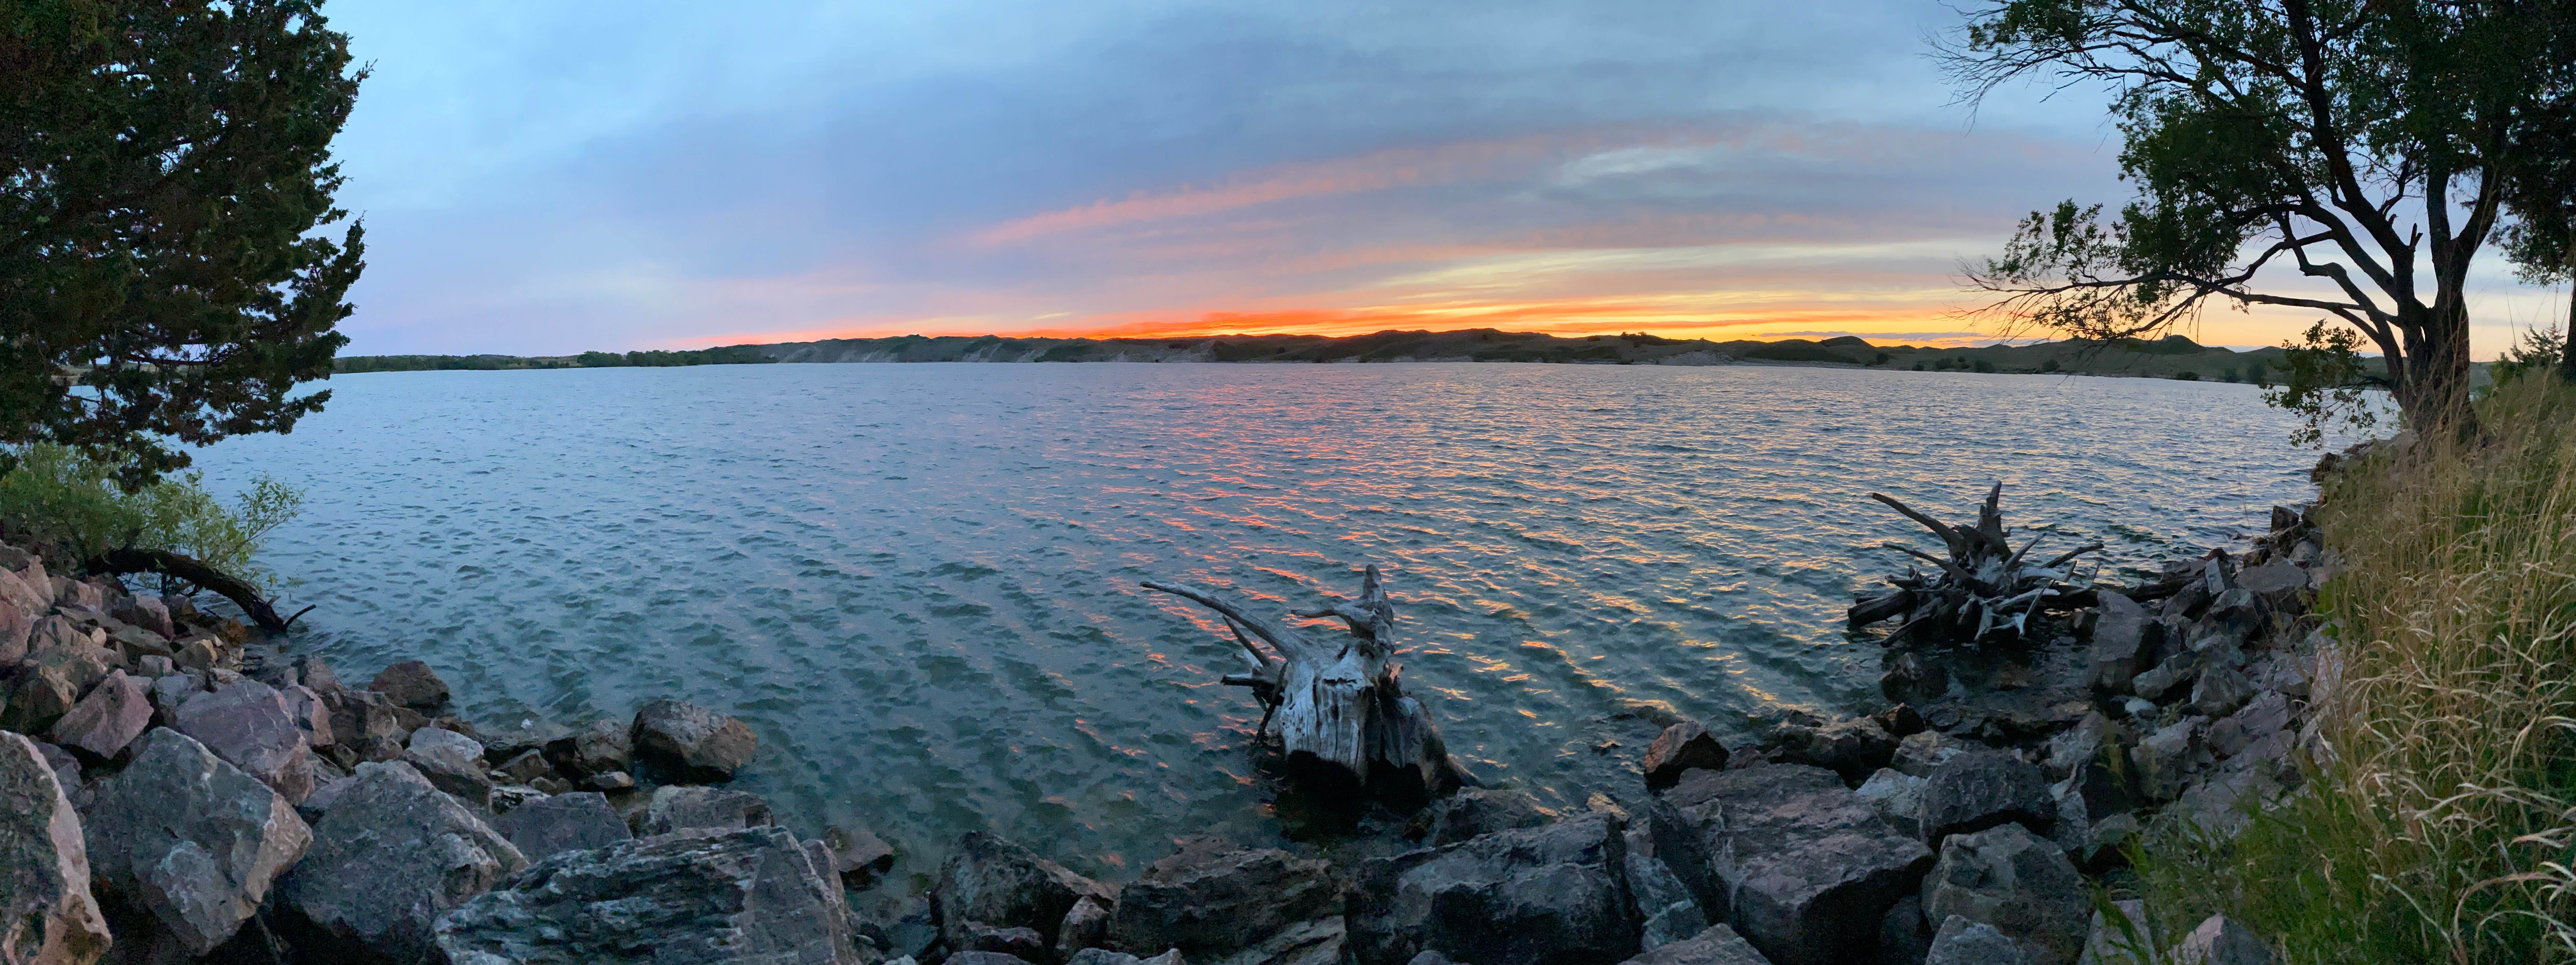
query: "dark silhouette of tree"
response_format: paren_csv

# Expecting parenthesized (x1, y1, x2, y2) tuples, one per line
(1, 0, 365, 488)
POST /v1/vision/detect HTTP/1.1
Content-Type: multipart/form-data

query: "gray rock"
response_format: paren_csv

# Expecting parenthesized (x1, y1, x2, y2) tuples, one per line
(278, 761, 526, 963)
(1615, 923, 1771, 965)
(406, 725, 496, 806)
(1055, 892, 1113, 961)
(2169, 914, 2275, 965)
(824, 824, 897, 887)
(2076, 813, 2141, 873)
(1070, 950, 1184, 965)
(0, 731, 112, 965)
(2205, 692, 2291, 759)
(1925, 915, 2029, 965)
(322, 686, 404, 762)
(955, 921, 1048, 959)
(1879, 894, 1930, 965)
(34, 741, 81, 802)
(1643, 721, 1729, 789)
(584, 769, 635, 792)
(1662, 765, 1930, 965)
(953, 954, 1039, 965)
(1414, 787, 1559, 846)
(282, 682, 334, 748)
(1626, 853, 1708, 950)
(1766, 717, 1895, 784)
(1853, 769, 1926, 840)
(114, 596, 175, 640)
(298, 774, 359, 824)
(1880, 652, 1949, 707)
(543, 717, 632, 778)
(434, 824, 862, 964)
(1891, 731, 1968, 779)
(637, 785, 774, 837)
(2128, 651, 2201, 703)
(494, 749, 551, 785)
(83, 728, 311, 955)
(4, 640, 111, 732)
(1345, 811, 1635, 965)
(174, 676, 315, 803)
(2189, 664, 2255, 719)
(489, 783, 548, 814)
(1918, 750, 2054, 845)
(1921, 825, 2087, 965)
(2087, 592, 2154, 693)
(2131, 720, 2200, 802)
(2078, 900, 2154, 965)
(369, 660, 450, 711)
(1111, 838, 1336, 956)
(933, 832, 1100, 951)
(632, 698, 758, 780)
(1204, 916, 1342, 965)
(489, 791, 632, 863)
(48, 670, 152, 760)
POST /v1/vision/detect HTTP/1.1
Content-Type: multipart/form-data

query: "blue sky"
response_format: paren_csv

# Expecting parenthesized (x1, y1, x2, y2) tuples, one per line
(321, 1, 2568, 357)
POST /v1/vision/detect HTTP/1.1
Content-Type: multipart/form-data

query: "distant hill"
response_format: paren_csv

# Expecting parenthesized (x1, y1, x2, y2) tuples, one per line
(333, 329, 2333, 386)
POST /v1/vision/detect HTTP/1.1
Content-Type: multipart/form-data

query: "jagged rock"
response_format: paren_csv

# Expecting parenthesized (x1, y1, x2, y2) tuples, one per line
(369, 660, 450, 711)
(1873, 704, 1926, 738)
(1625, 853, 1707, 950)
(2232, 561, 2307, 613)
(489, 784, 546, 813)
(281, 682, 334, 748)
(1206, 916, 1343, 965)
(5, 638, 112, 732)
(0, 731, 111, 965)
(174, 676, 315, 803)
(2079, 900, 2154, 965)
(1853, 769, 1926, 840)
(2189, 664, 2255, 719)
(2087, 592, 2154, 693)
(34, 742, 80, 802)
(489, 791, 632, 863)
(2075, 813, 2141, 874)
(113, 596, 174, 641)
(321, 686, 404, 762)
(1918, 750, 2054, 845)
(824, 825, 897, 887)
(2131, 720, 2200, 802)
(1615, 923, 1769, 965)
(1880, 894, 1930, 965)
(1056, 893, 1113, 960)
(1925, 915, 2028, 965)
(955, 921, 1048, 958)
(2205, 692, 2291, 759)
(494, 749, 551, 785)
(1412, 787, 1559, 846)
(1766, 717, 1896, 784)
(543, 717, 633, 779)
(1921, 825, 2087, 965)
(1070, 950, 1183, 965)
(637, 785, 774, 837)
(1643, 721, 1729, 789)
(1346, 811, 1634, 965)
(2168, 914, 2274, 965)
(405, 722, 496, 806)
(433, 824, 863, 964)
(934, 832, 1099, 951)
(173, 636, 220, 673)
(47, 671, 151, 760)
(1111, 838, 1335, 956)
(1659, 765, 1929, 965)
(0, 599, 30, 663)
(631, 698, 758, 780)
(1891, 731, 1967, 778)
(1880, 652, 1949, 706)
(2128, 651, 2201, 703)
(83, 728, 311, 956)
(278, 761, 526, 963)
(584, 770, 635, 792)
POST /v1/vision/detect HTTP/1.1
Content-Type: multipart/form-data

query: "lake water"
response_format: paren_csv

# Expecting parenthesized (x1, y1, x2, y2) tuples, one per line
(191, 362, 2315, 887)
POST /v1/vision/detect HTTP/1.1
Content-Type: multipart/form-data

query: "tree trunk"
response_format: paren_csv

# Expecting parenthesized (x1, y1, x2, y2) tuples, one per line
(93, 548, 299, 635)
(1143, 566, 1470, 807)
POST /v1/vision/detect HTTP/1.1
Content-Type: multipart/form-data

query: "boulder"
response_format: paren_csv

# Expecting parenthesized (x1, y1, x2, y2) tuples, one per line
(282, 682, 335, 749)
(494, 749, 552, 785)
(1669, 765, 1931, 965)
(1111, 838, 1336, 957)
(1852, 769, 1926, 840)
(637, 785, 774, 837)
(1643, 722, 1729, 789)
(1766, 717, 1896, 784)
(1413, 787, 1559, 846)
(0, 598, 29, 663)
(2169, 914, 2275, 965)
(2087, 592, 2154, 693)
(433, 824, 863, 965)
(2232, 561, 2307, 613)
(955, 922, 1048, 959)
(489, 791, 633, 863)
(173, 676, 315, 803)
(933, 832, 1099, 951)
(1345, 811, 1635, 965)
(2189, 664, 2256, 719)
(113, 596, 174, 641)
(2078, 900, 2154, 965)
(1920, 825, 2087, 965)
(1918, 751, 2054, 845)
(4, 643, 112, 732)
(1070, 951, 1183, 965)
(632, 698, 759, 780)
(82, 728, 311, 956)
(1891, 731, 1967, 779)
(0, 569, 47, 624)
(2129, 651, 2201, 703)
(1625, 854, 1707, 950)
(369, 660, 450, 711)
(277, 761, 526, 963)
(1614, 924, 1770, 965)
(0, 731, 112, 965)
(1924, 915, 2029, 965)
(2205, 692, 2291, 759)
(34, 742, 81, 801)
(321, 686, 404, 762)
(1056, 892, 1112, 960)
(173, 636, 220, 673)
(824, 825, 897, 888)
(47, 671, 152, 760)
(584, 770, 635, 792)
(1880, 652, 1949, 706)
(2131, 720, 2200, 803)
(543, 716, 633, 778)
(405, 726, 496, 805)
(1874, 704, 1926, 738)
(1879, 894, 1930, 965)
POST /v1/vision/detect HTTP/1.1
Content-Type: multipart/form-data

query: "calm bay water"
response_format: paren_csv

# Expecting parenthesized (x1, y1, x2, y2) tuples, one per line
(192, 362, 2312, 885)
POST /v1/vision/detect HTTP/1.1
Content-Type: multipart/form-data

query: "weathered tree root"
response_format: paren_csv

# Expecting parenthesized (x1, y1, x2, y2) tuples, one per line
(1848, 483, 2101, 644)
(1144, 565, 1472, 806)
(94, 547, 298, 635)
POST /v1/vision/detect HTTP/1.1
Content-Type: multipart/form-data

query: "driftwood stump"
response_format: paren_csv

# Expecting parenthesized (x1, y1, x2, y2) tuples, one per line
(1848, 483, 2101, 643)
(1144, 566, 1470, 806)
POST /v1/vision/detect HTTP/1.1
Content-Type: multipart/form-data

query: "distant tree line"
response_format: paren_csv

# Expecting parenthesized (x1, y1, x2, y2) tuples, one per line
(335, 346, 776, 374)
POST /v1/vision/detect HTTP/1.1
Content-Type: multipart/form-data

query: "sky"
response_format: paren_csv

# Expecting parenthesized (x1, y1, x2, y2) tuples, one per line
(322, 0, 2571, 358)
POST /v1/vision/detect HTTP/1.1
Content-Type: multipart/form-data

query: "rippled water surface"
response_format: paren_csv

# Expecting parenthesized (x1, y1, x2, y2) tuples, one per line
(192, 363, 2314, 882)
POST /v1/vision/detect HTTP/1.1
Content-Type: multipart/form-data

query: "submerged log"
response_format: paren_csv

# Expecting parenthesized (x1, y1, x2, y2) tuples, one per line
(1144, 566, 1470, 806)
(1848, 483, 2102, 644)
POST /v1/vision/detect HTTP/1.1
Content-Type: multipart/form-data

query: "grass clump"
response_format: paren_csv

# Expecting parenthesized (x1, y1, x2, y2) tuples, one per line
(0, 443, 303, 590)
(2133, 376, 2576, 962)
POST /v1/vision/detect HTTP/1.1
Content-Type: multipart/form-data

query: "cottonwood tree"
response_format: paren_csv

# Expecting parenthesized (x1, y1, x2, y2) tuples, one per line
(1, 0, 364, 489)
(1949, 1, 2564, 434)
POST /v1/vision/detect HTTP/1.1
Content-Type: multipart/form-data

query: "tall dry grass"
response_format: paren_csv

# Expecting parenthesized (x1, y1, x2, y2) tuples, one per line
(2134, 376, 2576, 963)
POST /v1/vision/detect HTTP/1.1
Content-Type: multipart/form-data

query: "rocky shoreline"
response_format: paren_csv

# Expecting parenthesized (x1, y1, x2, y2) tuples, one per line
(0, 496, 2326, 964)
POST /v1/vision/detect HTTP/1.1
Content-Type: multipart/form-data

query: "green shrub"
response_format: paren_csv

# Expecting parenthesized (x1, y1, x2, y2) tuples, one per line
(1972, 358, 1996, 373)
(2175, 371, 2201, 381)
(2041, 358, 2061, 373)
(0, 444, 303, 590)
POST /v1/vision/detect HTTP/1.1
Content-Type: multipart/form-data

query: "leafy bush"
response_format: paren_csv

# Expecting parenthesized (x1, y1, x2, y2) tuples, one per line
(2173, 371, 2200, 381)
(2492, 325, 2566, 385)
(0, 444, 303, 590)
